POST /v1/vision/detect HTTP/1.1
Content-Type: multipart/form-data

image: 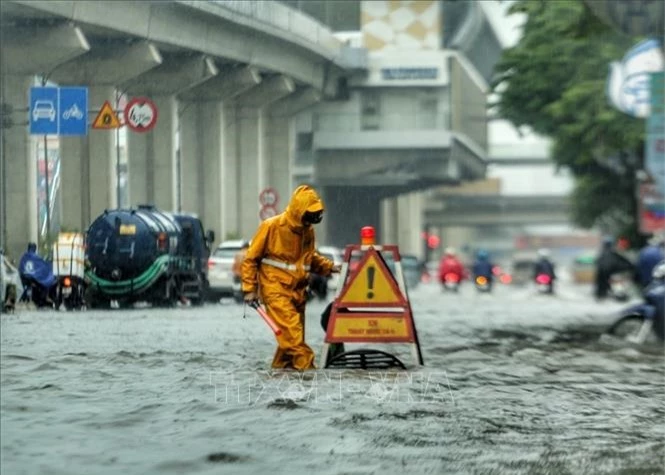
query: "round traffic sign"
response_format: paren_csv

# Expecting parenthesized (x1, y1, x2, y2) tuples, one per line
(259, 205, 278, 221)
(124, 97, 158, 133)
(259, 187, 279, 207)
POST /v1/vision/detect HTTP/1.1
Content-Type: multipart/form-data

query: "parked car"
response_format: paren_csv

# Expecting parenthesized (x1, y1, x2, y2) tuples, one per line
(317, 245, 344, 292)
(208, 240, 248, 301)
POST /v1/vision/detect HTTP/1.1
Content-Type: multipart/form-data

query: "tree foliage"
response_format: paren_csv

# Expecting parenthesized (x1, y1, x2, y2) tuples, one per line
(492, 0, 647, 246)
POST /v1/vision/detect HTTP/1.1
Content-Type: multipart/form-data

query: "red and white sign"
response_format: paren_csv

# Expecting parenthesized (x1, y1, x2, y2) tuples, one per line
(259, 205, 278, 221)
(259, 187, 279, 207)
(124, 97, 158, 132)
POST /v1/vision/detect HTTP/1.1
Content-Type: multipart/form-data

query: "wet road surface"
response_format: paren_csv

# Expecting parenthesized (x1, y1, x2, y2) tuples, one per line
(1, 281, 663, 475)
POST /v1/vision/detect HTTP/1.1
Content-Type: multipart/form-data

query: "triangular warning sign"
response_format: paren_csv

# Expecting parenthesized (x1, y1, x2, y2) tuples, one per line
(92, 100, 121, 129)
(337, 248, 405, 306)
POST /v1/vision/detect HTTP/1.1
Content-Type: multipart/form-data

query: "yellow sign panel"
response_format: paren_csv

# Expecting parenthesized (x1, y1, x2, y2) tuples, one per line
(331, 315, 410, 340)
(338, 253, 402, 305)
(119, 224, 136, 235)
(92, 100, 121, 129)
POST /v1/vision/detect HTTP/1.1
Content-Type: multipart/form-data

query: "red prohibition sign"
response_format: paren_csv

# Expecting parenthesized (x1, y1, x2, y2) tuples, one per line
(124, 97, 158, 132)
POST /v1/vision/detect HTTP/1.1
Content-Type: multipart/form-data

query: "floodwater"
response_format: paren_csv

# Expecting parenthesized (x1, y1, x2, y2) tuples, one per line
(1, 279, 663, 475)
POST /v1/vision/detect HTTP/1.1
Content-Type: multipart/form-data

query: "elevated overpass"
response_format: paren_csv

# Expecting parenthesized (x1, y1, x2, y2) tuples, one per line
(1, 0, 500, 260)
(425, 195, 571, 227)
(1, 0, 356, 258)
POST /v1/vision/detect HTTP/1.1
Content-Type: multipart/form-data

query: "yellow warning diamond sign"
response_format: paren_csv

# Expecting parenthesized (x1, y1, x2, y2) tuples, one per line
(337, 250, 403, 306)
(92, 100, 121, 129)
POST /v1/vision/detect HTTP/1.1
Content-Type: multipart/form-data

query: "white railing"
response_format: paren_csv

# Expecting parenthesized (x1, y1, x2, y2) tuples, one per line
(200, 1, 344, 62)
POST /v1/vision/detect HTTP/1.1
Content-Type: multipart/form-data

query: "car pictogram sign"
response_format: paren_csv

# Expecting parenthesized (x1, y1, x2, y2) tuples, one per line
(92, 100, 121, 129)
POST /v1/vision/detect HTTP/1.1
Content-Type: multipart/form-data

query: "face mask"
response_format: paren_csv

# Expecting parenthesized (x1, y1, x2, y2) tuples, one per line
(302, 210, 323, 226)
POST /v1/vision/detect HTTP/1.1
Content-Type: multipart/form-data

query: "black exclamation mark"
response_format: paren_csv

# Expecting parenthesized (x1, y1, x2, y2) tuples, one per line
(367, 266, 375, 299)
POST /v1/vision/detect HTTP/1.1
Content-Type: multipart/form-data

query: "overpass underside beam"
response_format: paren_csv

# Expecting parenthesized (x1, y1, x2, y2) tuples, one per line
(424, 211, 570, 227)
(50, 41, 163, 86)
(1, 24, 90, 76)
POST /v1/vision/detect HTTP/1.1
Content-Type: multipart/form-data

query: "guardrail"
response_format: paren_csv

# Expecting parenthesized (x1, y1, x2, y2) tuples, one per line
(193, 1, 346, 64)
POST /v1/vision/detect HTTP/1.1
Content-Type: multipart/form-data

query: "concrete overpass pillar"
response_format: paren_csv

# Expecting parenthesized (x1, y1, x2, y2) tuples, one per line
(1, 76, 37, 260)
(397, 192, 424, 259)
(127, 95, 177, 210)
(267, 87, 322, 220)
(179, 101, 223, 241)
(264, 114, 293, 219)
(60, 85, 116, 232)
(236, 107, 265, 238)
(220, 104, 240, 241)
(381, 198, 399, 246)
(234, 75, 295, 238)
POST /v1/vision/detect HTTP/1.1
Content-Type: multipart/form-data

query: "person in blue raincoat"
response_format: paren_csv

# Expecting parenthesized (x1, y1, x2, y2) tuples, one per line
(636, 235, 665, 291)
(18, 242, 56, 306)
(472, 250, 494, 288)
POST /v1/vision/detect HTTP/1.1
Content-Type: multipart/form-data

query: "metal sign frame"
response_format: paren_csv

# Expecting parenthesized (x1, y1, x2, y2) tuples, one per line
(321, 244, 424, 368)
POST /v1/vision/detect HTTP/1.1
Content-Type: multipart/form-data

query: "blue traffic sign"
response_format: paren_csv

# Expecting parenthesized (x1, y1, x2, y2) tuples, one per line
(29, 86, 88, 136)
(30, 87, 58, 135)
(59, 87, 88, 136)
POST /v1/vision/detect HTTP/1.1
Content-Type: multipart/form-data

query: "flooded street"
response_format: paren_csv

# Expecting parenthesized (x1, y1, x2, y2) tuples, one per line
(2, 280, 664, 475)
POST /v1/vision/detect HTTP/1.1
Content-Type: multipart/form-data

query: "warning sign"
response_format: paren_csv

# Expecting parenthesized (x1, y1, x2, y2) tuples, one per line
(338, 252, 403, 306)
(323, 245, 424, 367)
(92, 100, 121, 129)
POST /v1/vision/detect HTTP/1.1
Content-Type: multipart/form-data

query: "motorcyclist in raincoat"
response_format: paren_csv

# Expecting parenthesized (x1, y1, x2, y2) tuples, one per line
(438, 247, 466, 286)
(241, 185, 340, 370)
(18, 242, 56, 307)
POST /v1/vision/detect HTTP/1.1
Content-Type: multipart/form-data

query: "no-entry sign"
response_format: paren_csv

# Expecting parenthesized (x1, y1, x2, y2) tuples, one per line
(259, 188, 279, 207)
(124, 97, 158, 132)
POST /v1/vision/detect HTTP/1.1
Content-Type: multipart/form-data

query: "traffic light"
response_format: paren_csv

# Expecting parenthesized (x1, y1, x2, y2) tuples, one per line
(0, 103, 13, 129)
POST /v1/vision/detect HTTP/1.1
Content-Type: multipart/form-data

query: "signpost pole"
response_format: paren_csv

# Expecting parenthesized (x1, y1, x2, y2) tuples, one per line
(115, 90, 122, 208)
(40, 77, 51, 257)
(42, 133, 50, 256)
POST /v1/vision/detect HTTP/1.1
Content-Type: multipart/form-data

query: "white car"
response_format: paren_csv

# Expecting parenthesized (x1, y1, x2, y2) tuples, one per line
(317, 245, 344, 292)
(207, 240, 247, 301)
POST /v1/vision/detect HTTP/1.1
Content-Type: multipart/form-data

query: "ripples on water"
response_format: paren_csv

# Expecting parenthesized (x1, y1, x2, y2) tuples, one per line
(1, 284, 663, 475)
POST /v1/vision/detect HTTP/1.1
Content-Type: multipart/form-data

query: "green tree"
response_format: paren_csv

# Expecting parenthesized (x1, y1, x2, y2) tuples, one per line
(492, 0, 647, 247)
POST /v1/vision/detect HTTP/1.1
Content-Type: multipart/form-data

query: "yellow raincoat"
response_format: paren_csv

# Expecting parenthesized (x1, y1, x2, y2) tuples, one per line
(241, 185, 334, 370)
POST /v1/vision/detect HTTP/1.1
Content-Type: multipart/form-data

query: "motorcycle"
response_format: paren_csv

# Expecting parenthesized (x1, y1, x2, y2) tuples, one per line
(441, 273, 461, 292)
(55, 275, 86, 310)
(607, 269, 664, 344)
(19, 275, 56, 308)
(535, 273, 554, 294)
(474, 275, 492, 293)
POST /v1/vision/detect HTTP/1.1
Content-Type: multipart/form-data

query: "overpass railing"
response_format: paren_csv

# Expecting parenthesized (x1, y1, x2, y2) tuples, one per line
(196, 1, 348, 65)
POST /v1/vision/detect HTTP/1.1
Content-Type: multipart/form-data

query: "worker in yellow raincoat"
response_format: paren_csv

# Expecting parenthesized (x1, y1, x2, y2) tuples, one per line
(242, 185, 340, 370)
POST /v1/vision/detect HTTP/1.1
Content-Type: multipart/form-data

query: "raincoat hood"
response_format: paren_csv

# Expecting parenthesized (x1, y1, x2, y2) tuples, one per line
(284, 185, 324, 229)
